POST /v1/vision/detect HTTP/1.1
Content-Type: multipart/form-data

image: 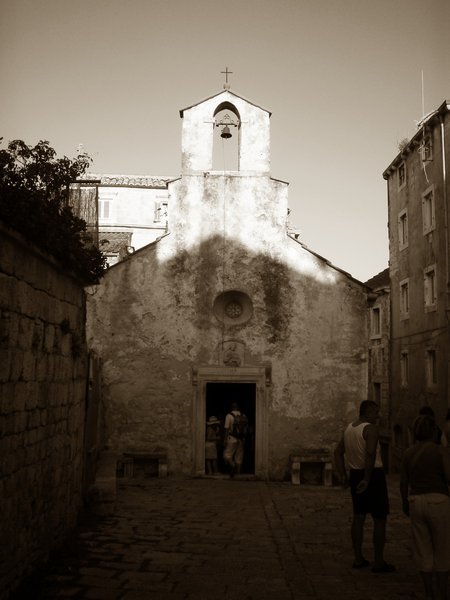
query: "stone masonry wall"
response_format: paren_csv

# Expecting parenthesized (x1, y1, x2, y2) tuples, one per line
(0, 223, 89, 599)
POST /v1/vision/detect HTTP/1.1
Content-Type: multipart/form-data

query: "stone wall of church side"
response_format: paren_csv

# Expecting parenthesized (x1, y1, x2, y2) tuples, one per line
(0, 222, 89, 599)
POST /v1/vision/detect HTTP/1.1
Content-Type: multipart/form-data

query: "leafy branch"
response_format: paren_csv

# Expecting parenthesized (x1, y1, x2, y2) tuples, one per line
(0, 138, 105, 283)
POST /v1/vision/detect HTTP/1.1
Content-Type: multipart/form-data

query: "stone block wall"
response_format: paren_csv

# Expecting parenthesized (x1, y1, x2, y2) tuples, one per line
(0, 223, 89, 598)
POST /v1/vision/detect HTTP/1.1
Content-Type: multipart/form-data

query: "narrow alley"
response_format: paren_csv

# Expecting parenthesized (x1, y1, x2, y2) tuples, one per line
(14, 476, 423, 600)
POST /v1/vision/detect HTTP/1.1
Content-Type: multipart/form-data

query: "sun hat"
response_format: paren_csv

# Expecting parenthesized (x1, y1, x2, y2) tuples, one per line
(207, 416, 220, 425)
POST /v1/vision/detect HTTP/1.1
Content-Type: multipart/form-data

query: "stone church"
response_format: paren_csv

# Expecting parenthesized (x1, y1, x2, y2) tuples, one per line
(86, 88, 369, 480)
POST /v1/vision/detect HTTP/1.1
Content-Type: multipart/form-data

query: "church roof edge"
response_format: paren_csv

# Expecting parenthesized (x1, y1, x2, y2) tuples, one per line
(288, 234, 370, 289)
(105, 232, 171, 271)
(271, 176, 289, 185)
(179, 89, 272, 117)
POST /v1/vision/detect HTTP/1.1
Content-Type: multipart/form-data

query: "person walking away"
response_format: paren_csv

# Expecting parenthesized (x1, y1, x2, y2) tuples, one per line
(441, 409, 450, 447)
(205, 416, 221, 475)
(400, 414, 450, 600)
(223, 402, 248, 478)
(334, 400, 395, 572)
(419, 406, 443, 445)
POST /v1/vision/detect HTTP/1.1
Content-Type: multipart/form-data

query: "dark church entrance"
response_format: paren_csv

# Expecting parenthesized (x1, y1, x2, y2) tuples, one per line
(206, 382, 256, 475)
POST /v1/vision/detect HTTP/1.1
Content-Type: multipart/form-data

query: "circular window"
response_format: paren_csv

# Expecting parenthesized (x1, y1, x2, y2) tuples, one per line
(225, 301, 243, 319)
(213, 290, 253, 326)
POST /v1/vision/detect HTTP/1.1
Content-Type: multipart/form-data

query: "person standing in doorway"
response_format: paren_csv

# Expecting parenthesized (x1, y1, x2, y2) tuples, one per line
(334, 400, 395, 572)
(223, 402, 248, 478)
(205, 416, 221, 475)
(400, 414, 450, 600)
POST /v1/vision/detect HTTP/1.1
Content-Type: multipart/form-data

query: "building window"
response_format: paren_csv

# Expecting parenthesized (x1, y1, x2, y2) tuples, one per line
(398, 162, 406, 190)
(398, 209, 408, 249)
(419, 136, 433, 162)
(373, 382, 381, 404)
(426, 348, 437, 387)
(424, 265, 437, 311)
(400, 278, 409, 319)
(98, 197, 112, 221)
(422, 185, 435, 234)
(154, 200, 168, 223)
(400, 351, 409, 387)
(371, 307, 381, 338)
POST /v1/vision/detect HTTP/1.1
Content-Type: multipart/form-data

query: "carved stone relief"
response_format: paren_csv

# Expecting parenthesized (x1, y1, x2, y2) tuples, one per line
(220, 339, 245, 367)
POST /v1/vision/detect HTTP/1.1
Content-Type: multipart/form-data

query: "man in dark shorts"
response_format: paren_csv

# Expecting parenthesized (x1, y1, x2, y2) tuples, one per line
(334, 400, 395, 573)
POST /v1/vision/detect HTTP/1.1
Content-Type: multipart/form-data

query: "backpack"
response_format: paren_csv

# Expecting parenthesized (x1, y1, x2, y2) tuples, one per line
(229, 413, 248, 439)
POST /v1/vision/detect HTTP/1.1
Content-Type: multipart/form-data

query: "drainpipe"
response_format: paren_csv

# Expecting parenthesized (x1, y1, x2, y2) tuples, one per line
(386, 177, 393, 468)
(440, 113, 450, 411)
(440, 115, 449, 307)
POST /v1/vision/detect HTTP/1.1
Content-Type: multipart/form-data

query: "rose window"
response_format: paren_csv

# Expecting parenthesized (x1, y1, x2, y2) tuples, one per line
(225, 301, 242, 318)
(213, 290, 253, 326)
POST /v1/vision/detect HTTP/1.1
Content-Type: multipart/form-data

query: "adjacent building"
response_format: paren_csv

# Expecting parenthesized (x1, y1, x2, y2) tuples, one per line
(72, 175, 172, 266)
(365, 268, 391, 468)
(383, 100, 450, 469)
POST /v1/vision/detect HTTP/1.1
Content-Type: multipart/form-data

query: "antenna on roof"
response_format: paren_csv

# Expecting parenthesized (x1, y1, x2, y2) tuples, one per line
(421, 69, 425, 119)
(418, 69, 431, 183)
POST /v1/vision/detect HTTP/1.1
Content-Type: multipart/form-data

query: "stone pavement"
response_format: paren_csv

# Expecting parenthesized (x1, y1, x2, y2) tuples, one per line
(14, 475, 425, 600)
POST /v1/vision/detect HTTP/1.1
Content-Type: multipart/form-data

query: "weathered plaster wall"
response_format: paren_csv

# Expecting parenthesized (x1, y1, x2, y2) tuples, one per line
(86, 177, 368, 479)
(0, 224, 88, 598)
(181, 91, 270, 174)
(164, 174, 287, 258)
(86, 91, 368, 480)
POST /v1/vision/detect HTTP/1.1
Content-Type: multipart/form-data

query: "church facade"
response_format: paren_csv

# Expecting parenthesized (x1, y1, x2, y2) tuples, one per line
(86, 89, 370, 479)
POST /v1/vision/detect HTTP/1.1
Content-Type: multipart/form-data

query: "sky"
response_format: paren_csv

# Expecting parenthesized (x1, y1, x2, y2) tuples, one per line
(1, 0, 449, 282)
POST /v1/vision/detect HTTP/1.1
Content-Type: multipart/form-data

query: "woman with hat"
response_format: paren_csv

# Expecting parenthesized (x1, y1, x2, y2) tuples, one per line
(400, 414, 450, 600)
(205, 416, 221, 475)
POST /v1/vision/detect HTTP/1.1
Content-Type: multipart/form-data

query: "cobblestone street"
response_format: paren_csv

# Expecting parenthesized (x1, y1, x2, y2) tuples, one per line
(14, 476, 424, 599)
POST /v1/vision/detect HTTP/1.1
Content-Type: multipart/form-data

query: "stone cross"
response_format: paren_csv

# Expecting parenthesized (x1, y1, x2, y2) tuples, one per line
(221, 67, 233, 90)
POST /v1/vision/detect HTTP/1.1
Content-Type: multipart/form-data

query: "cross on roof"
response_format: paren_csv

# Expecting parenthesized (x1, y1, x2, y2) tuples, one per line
(221, 67, 233, 89)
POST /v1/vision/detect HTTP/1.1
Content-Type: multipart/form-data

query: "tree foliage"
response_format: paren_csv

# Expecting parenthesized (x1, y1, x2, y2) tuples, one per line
(0, 138, 105, 283)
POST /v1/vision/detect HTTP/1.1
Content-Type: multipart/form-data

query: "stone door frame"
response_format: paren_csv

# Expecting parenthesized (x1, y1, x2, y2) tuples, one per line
(192, 365, 270, 478)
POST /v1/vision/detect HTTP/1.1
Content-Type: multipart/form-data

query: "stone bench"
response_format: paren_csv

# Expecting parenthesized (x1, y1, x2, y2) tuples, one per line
(122, 451, 168, 478)
(290, 452, 333, 486)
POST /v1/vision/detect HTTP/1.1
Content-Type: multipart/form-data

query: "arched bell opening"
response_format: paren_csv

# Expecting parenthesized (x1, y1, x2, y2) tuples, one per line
(212, 102, 241, 172)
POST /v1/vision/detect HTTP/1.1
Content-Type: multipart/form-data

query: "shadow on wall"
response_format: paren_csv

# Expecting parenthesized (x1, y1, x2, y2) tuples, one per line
(86, 232, 369, 477)
(99, 231, 365, 345)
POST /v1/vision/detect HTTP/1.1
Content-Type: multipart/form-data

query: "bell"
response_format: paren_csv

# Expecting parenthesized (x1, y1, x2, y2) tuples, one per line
(221, 125, 232, 139)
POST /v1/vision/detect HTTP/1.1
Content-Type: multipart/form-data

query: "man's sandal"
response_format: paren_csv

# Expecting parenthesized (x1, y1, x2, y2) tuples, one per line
(371, 562, 396, 573)
(352, 559, 370, 569)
